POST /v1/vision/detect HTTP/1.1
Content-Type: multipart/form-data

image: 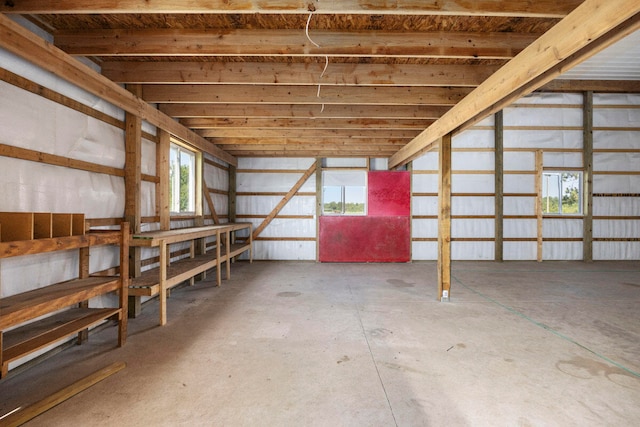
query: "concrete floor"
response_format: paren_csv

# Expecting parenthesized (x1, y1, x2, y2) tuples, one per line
(1, 261, 639, 426)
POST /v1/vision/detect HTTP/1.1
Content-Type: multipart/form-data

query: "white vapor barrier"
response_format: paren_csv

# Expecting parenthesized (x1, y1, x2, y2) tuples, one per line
(543, 218, 583, 238)
(141, 138, 156, 175)
(243, 218, 315, 239)
(412, 241, 438, 260)
(504, 219, 537, 238)
(503, 130, 583, 149)
(252, 241, 316, 260)
(237, 173, 316, 193)
(592, 175, 640, 193)
(504, 105, 582, 127)
(503, 197, 535, 216)
(208, 194, 228, 216)
(0, 157, 124, 217)
(503, 174, 535, 193)
(452, 175, 494, 193)
(238, 157, 315, 170)
(594, 242, 640, 260)
(543, 242, 582, 260)
(453, 152, 494, 171)
(412, 218, 437, 238)
(412, 174, 438, 193)
(452, 129, 494, 148)
(370, 158, 389, 170)
(324, 158, 367, 168)
(453, 219, 494, 238)
(452, 242, 494, 260)
(544, 152, 583, 169)
(141, 181, 155, 217)
(205, 163, 229, 191)
(451, 196, 494, 216)
(593, 197, 640, 216)
(594, 109, 640, 127)
(513, 93, 583, 106)
(0, 48, 123, 121)
(411, 196, 438, 216)
(594, 220, 640, 238)
(504, 151, 535, 171)
(594, 93, 640, 106)
(237, 195, 316, 216)
(594, 131, 640, 149)
(503, 242, 537, 260)
(1, 251, 79, 298)
(412, 152, 438, 170)
(595, 152, 640, 171)
(0, 82, 126, 168)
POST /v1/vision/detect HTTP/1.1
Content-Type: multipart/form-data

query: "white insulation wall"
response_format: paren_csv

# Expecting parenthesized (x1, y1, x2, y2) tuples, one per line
(237, 158, 316, 260)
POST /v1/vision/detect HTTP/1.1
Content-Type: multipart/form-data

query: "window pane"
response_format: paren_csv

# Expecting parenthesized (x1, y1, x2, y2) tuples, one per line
(323, 186, 343, 214)
(542, 173, 560, 214)
(560, 172, 581, 214)
(169, 146, 180, 212)
(169, 143, 197, 214)
(344, 186, 366, 214)
(542, 172, 582, 215)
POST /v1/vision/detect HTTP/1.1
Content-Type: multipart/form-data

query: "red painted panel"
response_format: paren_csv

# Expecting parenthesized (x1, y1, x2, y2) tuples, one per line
(367, 171, 411, 216)
(319, 216, 410, 262)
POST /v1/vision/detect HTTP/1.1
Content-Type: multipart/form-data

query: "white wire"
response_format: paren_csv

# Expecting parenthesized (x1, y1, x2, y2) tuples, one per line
(305, 13, 320, 48)
(305, 10, 327, 114)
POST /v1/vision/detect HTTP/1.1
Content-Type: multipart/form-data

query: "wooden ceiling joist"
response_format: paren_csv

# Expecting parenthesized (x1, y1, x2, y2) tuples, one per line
(143, 85, 472, 106)
(197, 128, 419, 139)
(540, 79, 640, 93)
(0, 14, 236, 166)
(180, 118, 435, 130)
(0, 0, 582, 18)
(54, 29, 536, 59)
(389, 0, 640, 168)
(101, 62, 501, 87)
(160, 104, 451, 119)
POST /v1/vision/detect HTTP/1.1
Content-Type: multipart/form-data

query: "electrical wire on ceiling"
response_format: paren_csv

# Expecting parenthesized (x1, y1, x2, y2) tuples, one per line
(305, 11, 329, 113)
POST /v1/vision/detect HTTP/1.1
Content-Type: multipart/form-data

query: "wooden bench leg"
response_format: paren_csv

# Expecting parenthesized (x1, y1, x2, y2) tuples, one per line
(128, 295, 141, 318)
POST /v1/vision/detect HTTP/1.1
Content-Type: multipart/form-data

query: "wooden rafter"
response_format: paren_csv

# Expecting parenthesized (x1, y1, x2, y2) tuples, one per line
(102, 62, 501, 87)
(388, 0, 640, 169)
(0, 14, 237, 166)
(0, 0, 582, 18)
(198, 128, 419, 139)
(181, 118, 435, 130)
(55, 29, 536, 59)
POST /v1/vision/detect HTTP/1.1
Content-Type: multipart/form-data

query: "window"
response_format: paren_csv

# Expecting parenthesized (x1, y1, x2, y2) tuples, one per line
(169, 142, 197, 214)
(542, 172, 582, 215)
(322, 170, 367, 215)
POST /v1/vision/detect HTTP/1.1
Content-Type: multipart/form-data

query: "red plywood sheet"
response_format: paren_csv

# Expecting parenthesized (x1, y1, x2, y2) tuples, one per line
(319, 216, 410, 262)
(367, 171, 411, 216)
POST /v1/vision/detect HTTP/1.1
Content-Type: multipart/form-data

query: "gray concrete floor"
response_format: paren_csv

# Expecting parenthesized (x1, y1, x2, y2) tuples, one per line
(1, 261, 639, 426)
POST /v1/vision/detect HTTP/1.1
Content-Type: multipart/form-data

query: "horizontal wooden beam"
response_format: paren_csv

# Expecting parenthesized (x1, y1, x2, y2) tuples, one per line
(389, 0, 640, 168)
(143, 85, 472, 105)
(0, 0, 582, 17)
(0, 14, 236, 166)
(161, 103, 451, 119)
(199, 128, 419, 139)
(102, 61, 500, 87)
(55, 29, 536, 59)
(181, 117, 434, 130)
(539, 79, 640, 93)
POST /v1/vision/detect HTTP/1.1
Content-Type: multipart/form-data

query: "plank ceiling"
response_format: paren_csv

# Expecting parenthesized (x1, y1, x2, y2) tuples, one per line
(1, 1, 639, 165)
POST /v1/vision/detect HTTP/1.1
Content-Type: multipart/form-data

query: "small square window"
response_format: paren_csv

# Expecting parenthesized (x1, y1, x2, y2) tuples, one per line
(542, 172, 582, 215)
(170, 143, 196, 214)
(322, 171, 367, 215)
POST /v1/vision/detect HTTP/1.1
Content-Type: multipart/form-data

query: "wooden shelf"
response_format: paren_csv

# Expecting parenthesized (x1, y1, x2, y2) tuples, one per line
(0, 224, 129, 378)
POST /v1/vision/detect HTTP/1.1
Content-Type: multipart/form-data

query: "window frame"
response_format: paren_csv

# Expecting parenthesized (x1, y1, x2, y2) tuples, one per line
(321, 170, 367, 216)
(541, 171, 583, 216)
(169, 140, 202, 216)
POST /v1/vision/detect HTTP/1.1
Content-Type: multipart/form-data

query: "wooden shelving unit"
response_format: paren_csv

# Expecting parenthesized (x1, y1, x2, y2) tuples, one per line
(0, 220, 129, 378)
(129, 223, 252, 326)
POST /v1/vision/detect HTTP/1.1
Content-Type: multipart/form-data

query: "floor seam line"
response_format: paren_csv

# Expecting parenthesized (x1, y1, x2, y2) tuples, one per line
(452, 273, 640, 379)
(347, 283, 399, 427)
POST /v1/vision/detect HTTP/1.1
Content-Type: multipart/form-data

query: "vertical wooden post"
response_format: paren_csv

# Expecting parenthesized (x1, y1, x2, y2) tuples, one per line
(159, 241, 168, 326)
(583, 91, 594, 262)
(157, 129, 170, 231)
(125, 84, 142, 317)
(408, 160, 413, 261)
(316, 157, 323, 262)
(494, 110, 504, 262)
(118, 222, 130, 346)
(228, 164, 237, 223)
(77, 244, 90, 344)
(438, 134, 452, 302)
(535, 149, 544, 262)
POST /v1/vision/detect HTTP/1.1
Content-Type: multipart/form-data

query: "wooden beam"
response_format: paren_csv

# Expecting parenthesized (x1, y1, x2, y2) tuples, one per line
(181, 117, 435, 130)
(125, 85, 142, 283)
(494, 110, 504, 262)
(143, 85, 471, 106)
(0, 14, 236, 166)
(389, 0, 640, 169)
(55, 29, 535, 59)
(315, 158, 322, 262)
(540, 79, 640, 93)
(199, 128, 419, 139)
(583, 91, 594, 262)
(252, 163, 317, 241)
(228, 165, 237, 223)
(203, 181, 220, 225)
(102, 61, 500, 87)
(437, 134, 452, 302)
(535, 150, 543, 263)
(161, 104, 450, 120)
(157, 129, 170, 231)
(0, 0, 582, 18)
